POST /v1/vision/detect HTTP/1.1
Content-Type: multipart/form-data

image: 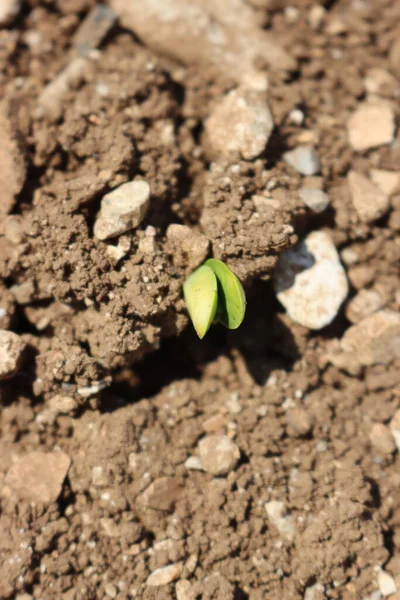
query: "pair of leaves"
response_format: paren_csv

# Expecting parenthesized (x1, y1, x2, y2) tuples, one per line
(183, 259, 246, 339)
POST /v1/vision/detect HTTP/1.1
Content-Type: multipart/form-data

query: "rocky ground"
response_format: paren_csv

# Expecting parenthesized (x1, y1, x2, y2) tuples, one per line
(0, 0, 400, 599)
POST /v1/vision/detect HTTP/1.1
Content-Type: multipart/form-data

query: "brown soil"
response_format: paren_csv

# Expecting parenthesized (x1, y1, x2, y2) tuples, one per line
(1, 1, 400, 599)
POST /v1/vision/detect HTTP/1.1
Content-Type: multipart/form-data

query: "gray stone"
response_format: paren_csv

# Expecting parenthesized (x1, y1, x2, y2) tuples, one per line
(283, 146, 321, 175)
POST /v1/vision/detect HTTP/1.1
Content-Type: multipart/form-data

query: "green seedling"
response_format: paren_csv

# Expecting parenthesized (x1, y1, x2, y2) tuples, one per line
(183, 259, 246, 339)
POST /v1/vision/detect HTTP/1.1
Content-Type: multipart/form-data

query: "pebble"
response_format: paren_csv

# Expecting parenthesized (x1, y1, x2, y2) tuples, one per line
(347, 103, 395, 151)
(0, 0, 21, 26)
(0, 329, 26, 380)
(348, 171, 390, 223)
(204, 88, 274, 160)
(308, 5, 326, 30)
(146, 563, 182, 587)
(184, 456, 204, 471)
(198, 435, 240, 476)
(345, 289, 383, 324)
(176, 580, 191, 600)
(273, 231, 348, 329)
(369, 423, 396, 456)
(166, 224, 210, 269)
(283, 146, 321, 176)
(304, 583, 325, 600)
(364, 68, 397, 96)
(48, 394, 77, 414)
(104, 582, 117, 598)
(286, 408, 313, 437)
(106, 234, 132, 263)
(94, 180, 150, 240)
(288, 109, 305, 126)
(265, 500, 295, 540)
(340, 310, 400, 366)
(5, 451, 71, 505)
(389, 37, 400, 78)
(299, 188, 330, 213)
(369, 169, 400, 197)
(141, 477, 182, 512)
(377, 570, 397, 596)
(389, 410, 400, 451)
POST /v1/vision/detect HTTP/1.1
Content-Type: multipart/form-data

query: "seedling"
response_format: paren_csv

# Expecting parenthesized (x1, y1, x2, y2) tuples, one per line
(183, 258, 246, 339)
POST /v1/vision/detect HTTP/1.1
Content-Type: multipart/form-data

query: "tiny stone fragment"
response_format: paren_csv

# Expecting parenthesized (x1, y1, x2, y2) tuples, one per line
(176, 580, 191, 600)
(94, 180, 150, 240)
(5, 451, 71, 505)
(299, 188, 330, 213)
(184, 456, 204, 471)
(283, 146, 321, 176)
(0, 0, 21, 27)
(369, 423, 396, 456)
(286, 407, 313, 437)
(369, 169, 400, 197)
(204, 88, 274, 160)
(48, 395, 77, 414)
(348, 171, 390, 223)
(141, 477, 182, 512)
(389, 410, 400, 451)
(340, 310, 400, 366)
(198, 434, 240, 476)
(345, 289, 383, 324)
(73, 4, 117, 56)
(273, 231, 348, 329)
(146, 563, 183, 587)
(377, 569, 397, 596)
(347, 103, 395, 151)
(0, 329, 26, 380)
(265, 500, 295, 540)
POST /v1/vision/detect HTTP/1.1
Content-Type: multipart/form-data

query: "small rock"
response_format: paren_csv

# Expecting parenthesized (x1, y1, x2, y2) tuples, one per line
(299, 188, 330, 213)
(308, 4, 326, 30)
(273, 231, 348, 329)
(348, 171, 390, 223)
(48, 395, 77, 414)
(225, 394, 242, 414)
(146, 563, 182, 587)
(348, 265, 376, 290)
(377, 569, 397, 596)
(0, 0, 21, 27)
(265, 500, 295, 540)
(92, 466, 110, 487)
(100, 518, 121, 538)
(10, 280, 35, 305)
(340, 310, 400, 366)
(304, 583, 325, 600)
(369, 169, 400, 197)
(0, 329, 26, 380)
(283, 146, 321, 176)
(288, 109, 305, 126)
(204, 88, 274, 160)
(106, 234, 132, 262)
(198, 434, 240, 476)
(345, 289, 383, 324)
(364, 68, 397, 95)
(5, 451, 71, 505)
(286, 408, 313, 437)
(176, 580, 191, 600)
(340, 247, 359, 266)
(347, 103, 395, 151)
(369, 423, 396, 456)
(166, 224, 210, 269)
(141, 477, 182, 512)
(104, 582, 117, 598)
(184, 456, 204, 471)
(389, 410, 400, 451)
(94, 180, 150, 240)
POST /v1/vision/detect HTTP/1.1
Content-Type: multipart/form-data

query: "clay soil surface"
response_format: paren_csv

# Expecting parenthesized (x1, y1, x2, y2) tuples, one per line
(1, 1, 400, 599)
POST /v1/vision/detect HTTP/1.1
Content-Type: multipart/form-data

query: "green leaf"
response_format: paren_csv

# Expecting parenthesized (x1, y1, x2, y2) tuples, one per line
(205, 259, 246, 330)
(183, 265, 218, 339)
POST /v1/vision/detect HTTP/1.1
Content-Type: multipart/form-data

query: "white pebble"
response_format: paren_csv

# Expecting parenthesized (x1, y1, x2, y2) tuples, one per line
(299, 188, 330, 213)
(94, 180, 150, 240)
(205, 88, 274, 160)
(377, 569, 397, 596)
(283, 146, 321, 176)
(273, 231, 348, 329)
(347, 103, 395, 152)
(198, 435, 240, 476)
(146, 563, 182, 587)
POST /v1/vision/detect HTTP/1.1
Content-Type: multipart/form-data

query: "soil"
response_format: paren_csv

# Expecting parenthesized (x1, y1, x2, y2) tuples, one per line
(1, 1, 400, 599)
